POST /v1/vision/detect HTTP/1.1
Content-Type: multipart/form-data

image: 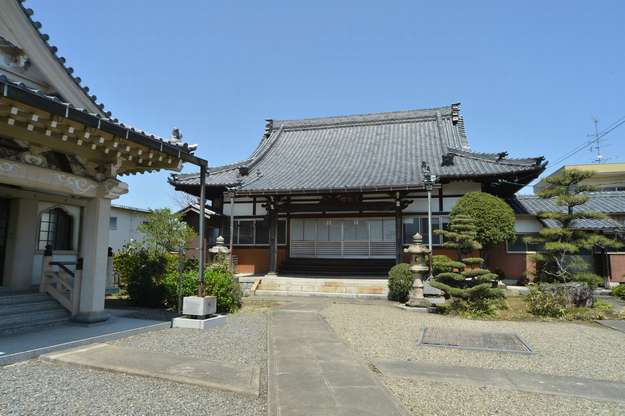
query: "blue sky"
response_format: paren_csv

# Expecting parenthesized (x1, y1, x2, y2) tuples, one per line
(28, 0, 625, 209)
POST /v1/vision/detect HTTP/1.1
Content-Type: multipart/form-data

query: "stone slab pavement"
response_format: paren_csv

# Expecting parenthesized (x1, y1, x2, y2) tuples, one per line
(43, 343, 260, 396)
(596, 319, 625, 334)
(268, 302, 409, 416)
(0, 315, 170, 366)
(374, 359, 625, 404)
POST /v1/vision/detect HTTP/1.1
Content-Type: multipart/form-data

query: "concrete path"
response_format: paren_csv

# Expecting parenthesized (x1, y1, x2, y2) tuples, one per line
(43, 343, 260, 396)
(268, 303, 408, 416)
(596, 319, 625, 333)
(375, 360, 625, 404)
(0, 315, 169, 366)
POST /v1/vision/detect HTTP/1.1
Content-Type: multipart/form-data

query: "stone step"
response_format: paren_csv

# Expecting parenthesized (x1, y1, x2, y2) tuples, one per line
(256, 277, 388, 298)
(0, 292, 50, 306)
(0, 299, 61, 316)
(0, 308, 70, 334)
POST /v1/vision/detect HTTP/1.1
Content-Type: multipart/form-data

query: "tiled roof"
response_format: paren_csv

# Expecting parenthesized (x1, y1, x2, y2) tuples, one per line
(510, 192, 625, 215)
(0, 75, 199, 158)
(16, 0, 107, 116)
(510, 192, 625, 232)
(171, 104, 545, 194)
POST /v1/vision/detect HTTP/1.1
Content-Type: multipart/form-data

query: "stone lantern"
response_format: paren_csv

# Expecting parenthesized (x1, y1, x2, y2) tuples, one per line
(209, 236, 230, 264)
(403, 233, 431, 308)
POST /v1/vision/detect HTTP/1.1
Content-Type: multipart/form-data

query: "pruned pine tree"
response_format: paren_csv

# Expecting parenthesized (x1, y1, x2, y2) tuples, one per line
(432, 215, 502, 314)
(526, 169, 623, 287)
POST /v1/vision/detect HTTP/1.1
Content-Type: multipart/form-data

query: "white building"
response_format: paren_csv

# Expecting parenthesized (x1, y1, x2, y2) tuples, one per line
(108, 205, 149, 251)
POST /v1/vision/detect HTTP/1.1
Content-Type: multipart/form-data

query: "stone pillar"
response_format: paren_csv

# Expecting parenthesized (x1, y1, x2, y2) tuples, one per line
(75, 196, 111, 323)
(3, 198, 38, 290)
(395, 203, 403, 265)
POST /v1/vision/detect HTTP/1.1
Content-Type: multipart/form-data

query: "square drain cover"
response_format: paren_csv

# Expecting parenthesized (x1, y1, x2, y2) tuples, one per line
(418, 327, 532, 353)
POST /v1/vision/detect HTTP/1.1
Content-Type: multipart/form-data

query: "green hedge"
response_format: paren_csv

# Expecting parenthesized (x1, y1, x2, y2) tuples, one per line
(387, 263, 413, 302)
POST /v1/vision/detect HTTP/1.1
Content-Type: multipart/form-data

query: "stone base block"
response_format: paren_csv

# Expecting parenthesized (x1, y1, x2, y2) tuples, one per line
(172, 315, 226, 329)
(395, 304, 437, 313)
(182, 296, 217, 317)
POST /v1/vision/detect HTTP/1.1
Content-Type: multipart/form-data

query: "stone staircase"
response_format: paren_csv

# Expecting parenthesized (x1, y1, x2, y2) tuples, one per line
(0, 292, 70, 335)
(254, 276, 389, 299)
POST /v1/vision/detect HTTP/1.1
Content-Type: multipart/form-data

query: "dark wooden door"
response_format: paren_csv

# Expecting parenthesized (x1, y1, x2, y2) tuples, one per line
(0, 199, 9, 285)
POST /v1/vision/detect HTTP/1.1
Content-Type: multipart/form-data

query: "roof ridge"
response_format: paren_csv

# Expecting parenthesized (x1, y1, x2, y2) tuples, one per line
(270, 105, 456, 130)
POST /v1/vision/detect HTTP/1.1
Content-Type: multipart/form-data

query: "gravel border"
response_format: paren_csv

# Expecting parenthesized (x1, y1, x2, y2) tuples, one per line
(321, 302, 625, 382)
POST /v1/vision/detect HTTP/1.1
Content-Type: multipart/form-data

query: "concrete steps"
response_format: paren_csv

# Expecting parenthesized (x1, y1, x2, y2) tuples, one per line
(255, 277, 388, 299)
(0, 292, 70, 336)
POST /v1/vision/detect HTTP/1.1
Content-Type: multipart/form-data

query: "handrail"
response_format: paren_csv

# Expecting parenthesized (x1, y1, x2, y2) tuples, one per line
(49, 261, 76, 277)
(39, 246, 82, 316)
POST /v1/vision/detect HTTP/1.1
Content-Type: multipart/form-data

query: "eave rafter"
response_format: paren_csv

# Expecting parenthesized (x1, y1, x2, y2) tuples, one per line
(0, 97, 183, 174)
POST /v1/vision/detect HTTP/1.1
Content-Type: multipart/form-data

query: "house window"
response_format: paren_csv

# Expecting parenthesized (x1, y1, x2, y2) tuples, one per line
(109, 217, 118, 230)
(402, 215, 449, 246)
(224, 218, 287, 246)
(38, 208, 73, 251)
(506, 234, 543, 253)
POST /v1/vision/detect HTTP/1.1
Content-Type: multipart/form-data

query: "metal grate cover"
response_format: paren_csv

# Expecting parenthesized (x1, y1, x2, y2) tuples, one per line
(418, 327, 533, 354)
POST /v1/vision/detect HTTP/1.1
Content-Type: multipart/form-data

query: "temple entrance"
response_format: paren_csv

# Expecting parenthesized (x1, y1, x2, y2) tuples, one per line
(0, 198, 9, 286)
(289, 217, 396, 259)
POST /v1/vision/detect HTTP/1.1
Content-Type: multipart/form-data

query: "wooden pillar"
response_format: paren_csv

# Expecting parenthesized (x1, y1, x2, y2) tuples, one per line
(267, 198, 278, 275)
(395, 195, 403, 264)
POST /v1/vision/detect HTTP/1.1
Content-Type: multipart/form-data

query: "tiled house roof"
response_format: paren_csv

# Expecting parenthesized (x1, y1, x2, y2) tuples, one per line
(171, 104, 546, 195)
(509, 192, 625, 232)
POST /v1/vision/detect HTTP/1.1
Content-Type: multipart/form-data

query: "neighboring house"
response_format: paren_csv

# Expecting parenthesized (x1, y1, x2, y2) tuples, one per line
(534, 163, 625, 193)
(177, 203, 217, 258)
(491, 192, 625, 284)
(0, 1, 205, 326)
(108, 205, 150, 251)
(170, 104, 546, 276)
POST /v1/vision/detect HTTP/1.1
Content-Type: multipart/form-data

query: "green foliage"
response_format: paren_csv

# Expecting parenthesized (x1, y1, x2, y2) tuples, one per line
(526, 286, 567, 318)
(139, 208, 196, 253)
(204, 265, 242, 313)
(435, 214, 482, 257)
(113, 243, 172, 307)
(572, 272, 603, 289)
(430, 253, 503, 316)
(530, 169, 623, 284)
(462, 257, 485, 266)
(162, 270, 199, 308)
(450, 192, 516, 249)
(611, 284, 625, 301)
(387, 263, 413, 302)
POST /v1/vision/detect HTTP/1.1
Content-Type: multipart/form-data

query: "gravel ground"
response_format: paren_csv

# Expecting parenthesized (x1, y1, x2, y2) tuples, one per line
(385, 376, 625, 416)
(0, 309, 268, 416)
(321, 302, 625, 382)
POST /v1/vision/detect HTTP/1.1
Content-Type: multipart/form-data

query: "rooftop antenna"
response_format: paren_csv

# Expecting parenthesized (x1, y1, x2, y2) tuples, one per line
(589, 117, 603, 163)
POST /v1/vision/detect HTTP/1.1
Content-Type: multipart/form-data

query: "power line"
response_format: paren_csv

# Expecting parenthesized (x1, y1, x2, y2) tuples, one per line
(550, 114, 625, 167)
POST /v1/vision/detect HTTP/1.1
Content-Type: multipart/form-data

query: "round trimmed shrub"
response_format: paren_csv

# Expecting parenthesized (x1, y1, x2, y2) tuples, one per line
(611, 284, 625, 300)
(387, 263, 413, 302)
(451, 192, 516, 249)
(204, 267, 242, 313)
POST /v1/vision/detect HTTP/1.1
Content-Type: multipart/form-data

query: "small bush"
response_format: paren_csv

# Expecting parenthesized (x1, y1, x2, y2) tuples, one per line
(611, 284, 625, 300)
(573, 272, 603, 289)
(162, 270, 198, 308)
(526, 286, 567, 318)
(204, 267, 242, 313)
(113, 245, 171, 308)
(387, 263, 413, 302)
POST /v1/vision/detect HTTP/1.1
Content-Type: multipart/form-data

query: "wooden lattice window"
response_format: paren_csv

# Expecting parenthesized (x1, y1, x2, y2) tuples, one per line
(38, 208, 73, 251)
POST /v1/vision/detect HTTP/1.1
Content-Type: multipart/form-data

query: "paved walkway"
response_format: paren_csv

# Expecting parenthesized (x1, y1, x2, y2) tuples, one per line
(375, 360, 625, 404)
(268, 302, 408, 416)
(596, 319, 625, 333)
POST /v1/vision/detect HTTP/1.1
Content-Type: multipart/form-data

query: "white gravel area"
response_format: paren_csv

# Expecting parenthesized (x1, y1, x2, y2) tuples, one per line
(385, 376, 625, 416)
(0, 309, 268, 416)
(321, 302, 625, 382)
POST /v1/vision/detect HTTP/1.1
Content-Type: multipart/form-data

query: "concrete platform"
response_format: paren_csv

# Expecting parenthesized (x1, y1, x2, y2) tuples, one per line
(172, 314, 226, 329)
(596, 319, 625, 333)
(0, 315, 170, 366)
(43, 343, 260, 396)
